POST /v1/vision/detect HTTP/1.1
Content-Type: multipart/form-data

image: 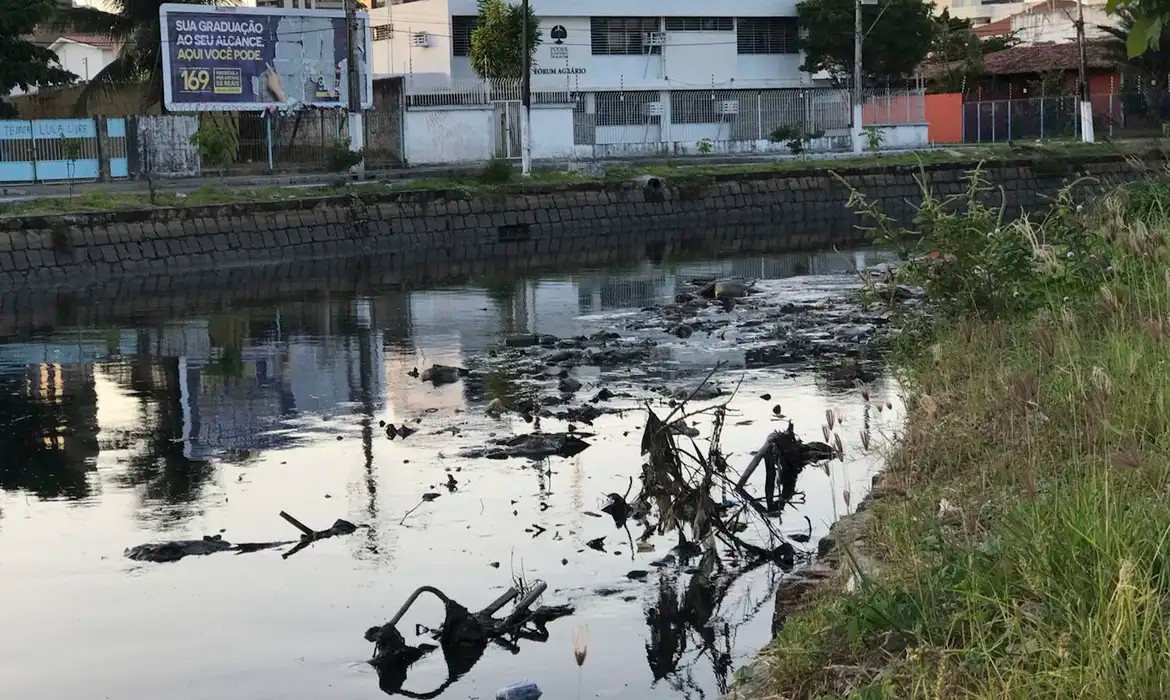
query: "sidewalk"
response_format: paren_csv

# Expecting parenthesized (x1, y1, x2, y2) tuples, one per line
(0, 164, 487, 203)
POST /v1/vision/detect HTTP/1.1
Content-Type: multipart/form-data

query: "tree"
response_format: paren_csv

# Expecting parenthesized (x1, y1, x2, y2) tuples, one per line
(469, 0, 541, 81)
(0, 0, 77, 117)
(796, 0, 936, 84)
(1100, 8, 1170, 118)
(1101, 7, 1170, 75)
(1105, 0, 1169, 56)
(927, 11, 984, 93)
(924, 10, 1018, 94)
(54, 0, 230, 113)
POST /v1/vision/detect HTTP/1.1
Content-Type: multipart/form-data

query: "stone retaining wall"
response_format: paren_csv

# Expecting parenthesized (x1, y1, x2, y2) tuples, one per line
(0, 155, 1143, 291)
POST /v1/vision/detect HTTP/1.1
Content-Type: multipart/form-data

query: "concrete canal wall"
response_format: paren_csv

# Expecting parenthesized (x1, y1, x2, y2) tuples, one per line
(0, 155, 1143, 291)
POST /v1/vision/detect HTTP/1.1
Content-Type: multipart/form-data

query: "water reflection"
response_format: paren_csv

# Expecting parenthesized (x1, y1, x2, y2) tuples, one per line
(0, 364, 99, 500)
(0, 248, 895, 700)
(0, 249, 881, 508)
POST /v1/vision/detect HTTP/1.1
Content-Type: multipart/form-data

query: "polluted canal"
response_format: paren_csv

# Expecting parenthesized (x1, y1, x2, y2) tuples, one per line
(0, 249, 904, 700)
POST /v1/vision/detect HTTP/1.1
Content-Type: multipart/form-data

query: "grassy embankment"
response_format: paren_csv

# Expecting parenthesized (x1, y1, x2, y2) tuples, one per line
(0, 141, 1132, 218)
(749, 165, 1170, 699)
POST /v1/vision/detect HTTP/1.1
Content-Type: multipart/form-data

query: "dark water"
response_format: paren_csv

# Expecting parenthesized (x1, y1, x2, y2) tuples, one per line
(0, 249, 901, 700)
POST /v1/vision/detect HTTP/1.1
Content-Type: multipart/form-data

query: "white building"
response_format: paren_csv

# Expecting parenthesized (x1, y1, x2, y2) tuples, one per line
(246, 0, 926, 165)
(970, 0, 1112, 45)
(9, 32, 117, 97)
(48, 35, 117, 83)
(254, 0, 350, 8)
(940, 0, 1108, 30)
(369, 0, 811, 90)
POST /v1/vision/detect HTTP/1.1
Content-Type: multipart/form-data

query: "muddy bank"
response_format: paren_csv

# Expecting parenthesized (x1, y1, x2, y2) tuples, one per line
(720, 471, 895, 700)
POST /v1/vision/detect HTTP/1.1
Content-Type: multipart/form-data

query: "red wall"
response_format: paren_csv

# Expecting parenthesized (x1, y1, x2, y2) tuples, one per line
(925, 93, 964, 143)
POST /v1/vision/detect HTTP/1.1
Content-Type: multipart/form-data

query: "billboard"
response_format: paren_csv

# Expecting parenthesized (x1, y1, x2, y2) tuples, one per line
(159, 3, 373, 112)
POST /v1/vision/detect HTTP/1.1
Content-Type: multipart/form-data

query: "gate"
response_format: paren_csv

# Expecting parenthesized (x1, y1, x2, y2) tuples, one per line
(493, 100, 522, 160)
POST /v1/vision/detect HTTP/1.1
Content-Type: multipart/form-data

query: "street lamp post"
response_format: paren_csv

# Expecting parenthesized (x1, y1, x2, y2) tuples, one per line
(1074, 0, 1094, 142)
(852, 0, 863, 154)
(520, 0, 532, 175)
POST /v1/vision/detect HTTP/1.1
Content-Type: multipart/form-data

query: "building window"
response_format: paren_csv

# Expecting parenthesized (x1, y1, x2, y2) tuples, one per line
(664, 17, 733, 32)
(372, 24, 393, 41)
(452, 15, 477, 56)
(590, 17, 662, 55)
(736, 18, 799, 54)
(594, 91, 661, 126)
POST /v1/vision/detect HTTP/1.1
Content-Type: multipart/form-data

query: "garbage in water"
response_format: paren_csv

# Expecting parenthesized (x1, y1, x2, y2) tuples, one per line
(496, 681, 542, 700)
(124, 511, 362, 563)
(458, 432, 592, 460)
(366, 581, 572, 696)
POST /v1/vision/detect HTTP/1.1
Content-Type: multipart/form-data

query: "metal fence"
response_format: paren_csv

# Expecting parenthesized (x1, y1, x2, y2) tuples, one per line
(863, 87, 927, 125)
(0, 118, 129, 183)
(204, 109, 404, 172)
(961, 92, 1167, 143)
(567, 87, 924, 151)
(402, 76, 573, 108)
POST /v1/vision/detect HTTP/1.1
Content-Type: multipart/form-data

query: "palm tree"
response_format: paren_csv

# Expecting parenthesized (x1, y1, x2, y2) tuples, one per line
(54, 0, 233, 114)
(1099, 8, 1170, 121)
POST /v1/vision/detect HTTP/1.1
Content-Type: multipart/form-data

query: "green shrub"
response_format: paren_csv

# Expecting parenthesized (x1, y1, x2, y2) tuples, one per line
(768, 124, 826, 156)
(851, 169, 1112, 319)
(479, 156, 514, 184)
(189, 118, 236, 174)
(862, 125, 886, 152)
(325, 138, 364, 173)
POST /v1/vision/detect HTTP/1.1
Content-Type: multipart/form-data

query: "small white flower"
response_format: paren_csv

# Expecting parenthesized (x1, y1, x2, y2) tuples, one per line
(1076, 204, 1084, 212)
(1063, 296, 1071, 303)
(1067, 251, 1075, 259)
(1013, 290, 1020, 297)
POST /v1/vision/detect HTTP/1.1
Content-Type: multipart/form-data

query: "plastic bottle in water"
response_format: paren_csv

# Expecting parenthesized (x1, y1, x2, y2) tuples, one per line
(495, 680, 542, 700)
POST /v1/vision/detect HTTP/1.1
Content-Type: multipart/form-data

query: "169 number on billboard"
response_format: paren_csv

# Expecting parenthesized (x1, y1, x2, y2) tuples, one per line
(180, 69, 211, 92)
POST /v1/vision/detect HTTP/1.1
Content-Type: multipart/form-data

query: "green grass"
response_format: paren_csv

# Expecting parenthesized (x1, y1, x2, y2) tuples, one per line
(2, 139, 1154, 219)
(750, 178, 1170, 699)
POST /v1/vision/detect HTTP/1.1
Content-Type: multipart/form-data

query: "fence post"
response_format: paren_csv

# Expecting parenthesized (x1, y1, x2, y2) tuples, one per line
(265, 112, 274, 173)
(1007, 100, 1012, 141)
(756, 92, 763, 141)
(28, 120, 39, 184)
(96, 117, 109, 183)
(1109, 93, 1114, 138)
(1040, 98, 1045, 140)
(977, 102, 982, 143)
(991, 101, 997, 142)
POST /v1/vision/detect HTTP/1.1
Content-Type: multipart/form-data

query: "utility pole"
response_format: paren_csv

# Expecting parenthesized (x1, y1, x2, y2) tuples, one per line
(519, 0, 533, 175)
(345, 0, 366, 174)
(1074, 0, 1094, 142)
(852, 0, 864, 154)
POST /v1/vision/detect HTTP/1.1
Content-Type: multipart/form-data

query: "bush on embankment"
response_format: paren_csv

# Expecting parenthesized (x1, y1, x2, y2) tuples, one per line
(756, 171, 1170, 699)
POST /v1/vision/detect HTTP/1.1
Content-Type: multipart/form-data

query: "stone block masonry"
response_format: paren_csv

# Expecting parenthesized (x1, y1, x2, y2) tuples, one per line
(0, 155, 1144, 291)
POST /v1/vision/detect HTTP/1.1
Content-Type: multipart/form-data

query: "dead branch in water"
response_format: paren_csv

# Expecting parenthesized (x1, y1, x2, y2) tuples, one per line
(619, 366, 833, 567)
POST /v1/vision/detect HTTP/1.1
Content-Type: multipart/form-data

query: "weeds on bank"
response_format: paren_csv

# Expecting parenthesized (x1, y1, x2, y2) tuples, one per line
(757, 172, 1170, 699)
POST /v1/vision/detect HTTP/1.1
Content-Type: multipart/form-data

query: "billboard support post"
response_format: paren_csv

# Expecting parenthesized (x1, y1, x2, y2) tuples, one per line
(345, 0, 365, 175)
